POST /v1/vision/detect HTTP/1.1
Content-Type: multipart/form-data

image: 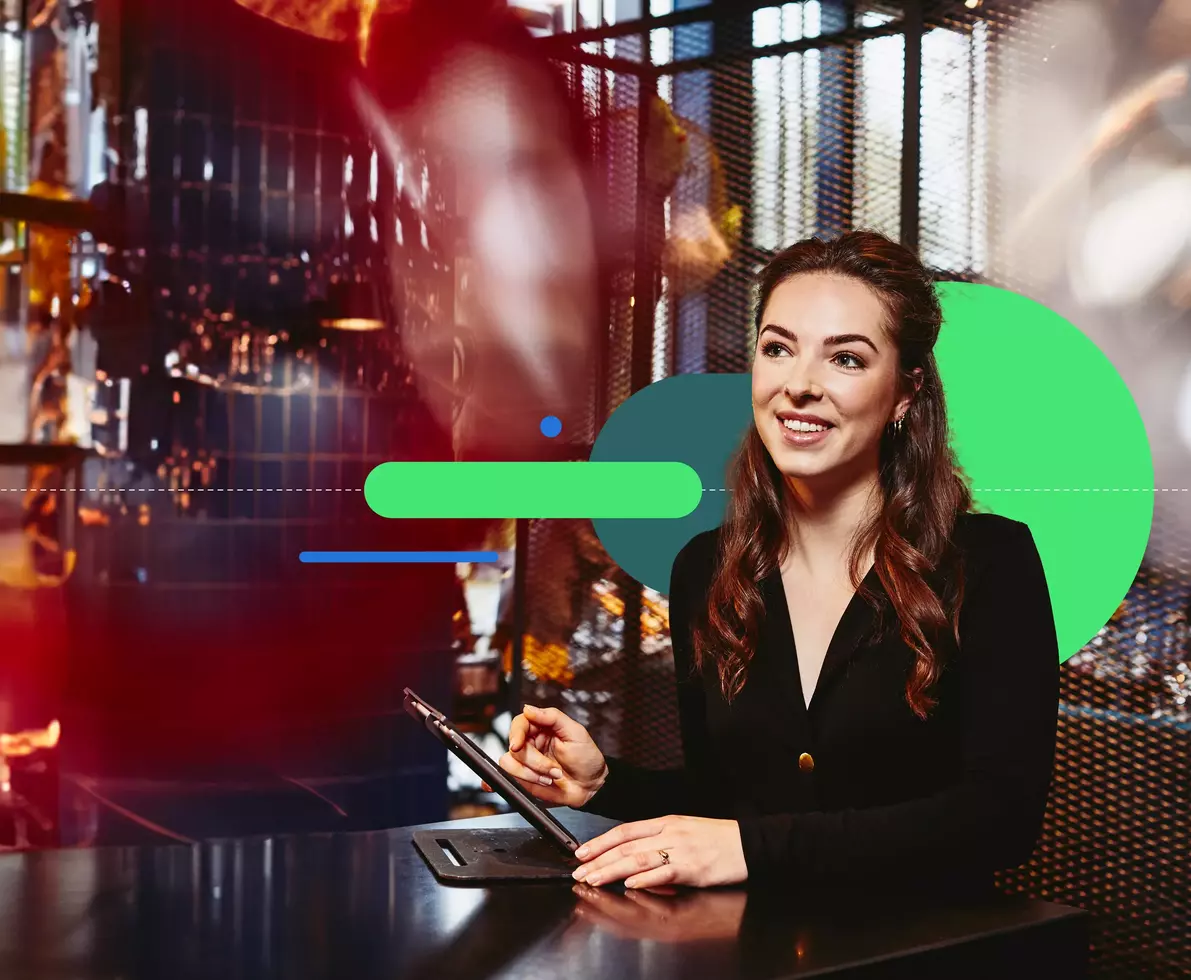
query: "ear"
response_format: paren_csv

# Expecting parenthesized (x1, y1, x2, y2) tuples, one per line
(893, 368, 924, 421)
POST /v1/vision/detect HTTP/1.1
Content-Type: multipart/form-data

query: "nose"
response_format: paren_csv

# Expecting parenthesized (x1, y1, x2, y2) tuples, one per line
(783, 358, 823, 401)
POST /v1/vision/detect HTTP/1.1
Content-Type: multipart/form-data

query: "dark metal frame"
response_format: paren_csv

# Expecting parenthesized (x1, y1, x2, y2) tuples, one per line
(519, 0, 934, 721)
(540, 0, 939, 400)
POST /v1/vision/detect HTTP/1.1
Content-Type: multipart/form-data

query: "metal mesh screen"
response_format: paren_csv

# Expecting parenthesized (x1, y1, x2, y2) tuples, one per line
(534, 3, 1190, 976)
(528, 1, 926, 778)
(950, 4, 1191, 977)
(995, 533, 1191, 978)
(529, 47, 687, 769)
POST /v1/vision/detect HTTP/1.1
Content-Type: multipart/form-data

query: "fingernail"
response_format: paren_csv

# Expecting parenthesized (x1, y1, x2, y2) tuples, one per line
(572, 869, 585, 881)
(549, 768, 564, 780)
(538, 775, 553, 786)
(575, 846, 589, 859)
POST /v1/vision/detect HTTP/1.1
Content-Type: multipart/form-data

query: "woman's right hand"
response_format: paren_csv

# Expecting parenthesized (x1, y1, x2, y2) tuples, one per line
(490, 704, 607, 809)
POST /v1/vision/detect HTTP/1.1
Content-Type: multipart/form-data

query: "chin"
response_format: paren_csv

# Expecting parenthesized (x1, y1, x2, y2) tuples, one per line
(761, 443, 827, 475)
(774, 459, 836, 482)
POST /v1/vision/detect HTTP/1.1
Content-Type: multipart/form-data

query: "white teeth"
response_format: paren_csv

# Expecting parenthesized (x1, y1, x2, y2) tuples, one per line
(782, 419, 829, 433)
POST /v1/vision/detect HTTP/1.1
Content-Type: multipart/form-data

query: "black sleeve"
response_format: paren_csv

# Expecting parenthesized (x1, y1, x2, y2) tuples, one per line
(736, 522, 1060, 889)
(575, 536, 715, 821)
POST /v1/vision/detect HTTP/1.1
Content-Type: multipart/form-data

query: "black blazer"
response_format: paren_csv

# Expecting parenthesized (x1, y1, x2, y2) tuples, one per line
(578, 512, 1060, 896)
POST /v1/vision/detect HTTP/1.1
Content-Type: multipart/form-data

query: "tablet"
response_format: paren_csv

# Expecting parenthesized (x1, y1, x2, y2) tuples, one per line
(403, 687, 582, 857)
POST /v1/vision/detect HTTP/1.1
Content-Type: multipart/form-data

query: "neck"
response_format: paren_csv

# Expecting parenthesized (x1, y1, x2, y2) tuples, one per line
(781, 465, 882, 574)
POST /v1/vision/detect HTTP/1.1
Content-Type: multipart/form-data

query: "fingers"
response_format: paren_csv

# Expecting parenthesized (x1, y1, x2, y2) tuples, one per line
(575, 817, 666, 862)
(519, 741, 564, 781)
(522, 704, 586, 743)
(508, 713, 530, 753)
(493, 756, 572, 804)
(502, 733, 564, 781)
(518, 779, 570, 806)
(577, 846, 673, 888)
(574, 839, 665, 886)
(622, 866, 678, 891)
(497, 752, 555, 787)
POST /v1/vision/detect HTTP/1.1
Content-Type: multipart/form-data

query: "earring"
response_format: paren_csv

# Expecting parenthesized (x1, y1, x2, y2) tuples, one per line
(892, 415, 904, 435)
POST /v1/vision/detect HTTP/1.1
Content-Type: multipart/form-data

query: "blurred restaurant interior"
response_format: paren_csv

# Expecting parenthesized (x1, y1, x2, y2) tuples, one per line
(0, 0, 1190, 975)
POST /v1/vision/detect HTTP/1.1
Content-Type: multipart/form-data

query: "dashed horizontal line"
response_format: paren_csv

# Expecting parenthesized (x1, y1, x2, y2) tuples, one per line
(0, 486, 1182, 492)
(0, 487, 365, 491)
(963, 488, 1173, 492)
(703, 488, 1182, 493)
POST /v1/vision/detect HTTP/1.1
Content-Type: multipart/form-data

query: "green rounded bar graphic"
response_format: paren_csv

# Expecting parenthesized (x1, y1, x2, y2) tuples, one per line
(363, 461, 704, 519)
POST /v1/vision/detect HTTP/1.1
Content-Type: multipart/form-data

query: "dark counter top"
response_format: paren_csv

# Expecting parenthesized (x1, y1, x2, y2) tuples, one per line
(0, 807, 1087, 979)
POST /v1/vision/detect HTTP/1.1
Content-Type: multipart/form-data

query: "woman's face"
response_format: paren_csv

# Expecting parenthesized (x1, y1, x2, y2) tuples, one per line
(751, 273, 914, 491)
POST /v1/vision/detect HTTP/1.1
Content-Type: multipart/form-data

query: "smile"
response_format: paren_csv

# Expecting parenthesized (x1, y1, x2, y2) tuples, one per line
(782, 419, 830, 433)
(778, 417, 833, 446)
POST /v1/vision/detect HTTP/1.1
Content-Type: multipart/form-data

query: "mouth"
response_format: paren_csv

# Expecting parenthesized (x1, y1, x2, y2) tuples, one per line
(777, 412, 834, 432)
(776, 412, 834, 447)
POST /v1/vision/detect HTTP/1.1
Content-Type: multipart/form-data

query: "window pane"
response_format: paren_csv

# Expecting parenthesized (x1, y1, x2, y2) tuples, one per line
(920, 24, 989, 274)
(854, 31, 904, 239)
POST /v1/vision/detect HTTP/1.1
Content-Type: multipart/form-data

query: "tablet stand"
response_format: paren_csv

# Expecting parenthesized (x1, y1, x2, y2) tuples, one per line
(413, 827, 581, 882)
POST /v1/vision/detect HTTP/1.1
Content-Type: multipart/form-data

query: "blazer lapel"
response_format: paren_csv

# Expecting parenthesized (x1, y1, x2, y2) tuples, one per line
(752, 564, 884, 744)
(756, 569, 813, 755)
(807, 564, 883, 713)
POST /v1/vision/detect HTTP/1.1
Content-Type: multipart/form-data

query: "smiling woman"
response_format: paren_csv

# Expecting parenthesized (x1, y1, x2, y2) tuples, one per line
(497, 230, 1060, 901)
(721, 232, 966, 717)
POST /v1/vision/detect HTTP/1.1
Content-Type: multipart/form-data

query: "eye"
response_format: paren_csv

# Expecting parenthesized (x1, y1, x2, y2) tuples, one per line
(761, 341, 789, 357)
(833, 351, 866, 370)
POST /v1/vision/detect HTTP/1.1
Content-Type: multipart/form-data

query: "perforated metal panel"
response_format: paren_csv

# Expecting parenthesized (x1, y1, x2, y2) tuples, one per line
(536, 4, 1191, 977)
(996, 556, 1191, 978)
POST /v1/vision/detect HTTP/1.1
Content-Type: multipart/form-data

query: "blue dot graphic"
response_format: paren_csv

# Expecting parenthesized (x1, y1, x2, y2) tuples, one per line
(540, 415, 563, 438)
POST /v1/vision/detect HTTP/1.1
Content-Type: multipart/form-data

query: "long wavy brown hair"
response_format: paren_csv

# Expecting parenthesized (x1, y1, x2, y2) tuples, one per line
(690, 231, 973, 720)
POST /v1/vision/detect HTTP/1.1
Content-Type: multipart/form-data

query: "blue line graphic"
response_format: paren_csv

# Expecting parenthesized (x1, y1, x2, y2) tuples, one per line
(299, 551, 500, 564)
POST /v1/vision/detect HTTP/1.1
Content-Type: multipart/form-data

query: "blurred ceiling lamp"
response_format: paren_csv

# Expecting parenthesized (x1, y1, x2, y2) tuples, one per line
(964, 0, 981, 9)
(321, 277, 385, 331)
(1069, 161, 1191, 308)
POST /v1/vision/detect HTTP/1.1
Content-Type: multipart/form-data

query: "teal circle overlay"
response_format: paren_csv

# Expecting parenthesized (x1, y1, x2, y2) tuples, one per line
(591, 282, 1154, 663)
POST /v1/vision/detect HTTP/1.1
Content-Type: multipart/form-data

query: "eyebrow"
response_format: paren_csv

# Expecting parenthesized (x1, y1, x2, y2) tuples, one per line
(759, 323, 880, 353)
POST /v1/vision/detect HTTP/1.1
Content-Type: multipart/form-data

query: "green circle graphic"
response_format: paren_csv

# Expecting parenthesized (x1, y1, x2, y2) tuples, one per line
(935, 282, 1153, 661)
(591, 282, 1154, 663)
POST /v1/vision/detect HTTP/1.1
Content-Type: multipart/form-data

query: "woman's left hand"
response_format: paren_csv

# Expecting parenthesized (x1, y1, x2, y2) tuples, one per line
(572, 815, 748, 889)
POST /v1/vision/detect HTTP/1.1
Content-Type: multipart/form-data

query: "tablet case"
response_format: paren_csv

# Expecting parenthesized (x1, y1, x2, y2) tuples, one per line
(403, 686, 589, 884)
(403, 687, 581, 853)
(413, 827, 581, 882)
